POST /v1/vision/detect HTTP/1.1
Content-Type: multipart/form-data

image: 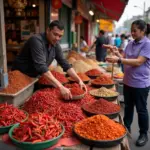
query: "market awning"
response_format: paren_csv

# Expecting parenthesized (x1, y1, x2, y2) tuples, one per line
(92, 0, 128, 21)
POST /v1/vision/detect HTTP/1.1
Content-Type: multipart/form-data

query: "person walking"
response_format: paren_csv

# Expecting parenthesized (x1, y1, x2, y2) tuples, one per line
(104, 19, 150, 147)
(91, 30, 108, 62)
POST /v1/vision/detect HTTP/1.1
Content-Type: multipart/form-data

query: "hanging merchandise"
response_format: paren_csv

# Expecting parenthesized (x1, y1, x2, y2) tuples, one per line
(8, 0, 27, 16)
(52, 0, 62, 9)
(74, 12, 83, 24)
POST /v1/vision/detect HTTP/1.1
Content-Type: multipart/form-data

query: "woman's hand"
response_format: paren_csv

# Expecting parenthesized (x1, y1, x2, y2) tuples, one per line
(59, 86, 72, 100)
(106, 56, 119, 63)
(103, 44, 120, 56)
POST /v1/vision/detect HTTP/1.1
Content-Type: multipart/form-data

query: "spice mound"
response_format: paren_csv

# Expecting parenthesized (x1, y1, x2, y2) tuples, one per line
(85, 69, 102, 76)
(65, 83, 85, 96)
(69, 73, 90, 82)
(92, 75, 114, 85)
(90, 87, 118, 97)
(74, 115, 126, 140)
(0, 103, 26, 127)
(12, 113, 62, 143)
(38, 71, 68, 85)
(83, 99, 120, 114)
(0, 70, 33, 94)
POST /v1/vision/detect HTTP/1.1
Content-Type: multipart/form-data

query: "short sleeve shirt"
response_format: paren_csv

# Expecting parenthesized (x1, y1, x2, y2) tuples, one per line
(123, 36, 150, 88)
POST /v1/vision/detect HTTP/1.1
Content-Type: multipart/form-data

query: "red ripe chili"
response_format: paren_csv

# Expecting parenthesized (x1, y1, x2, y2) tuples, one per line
(83, 99, 120, 114)
(38, 70, 68, 85)
(0, 103, 26, 127)
(12, 113, 62, 142)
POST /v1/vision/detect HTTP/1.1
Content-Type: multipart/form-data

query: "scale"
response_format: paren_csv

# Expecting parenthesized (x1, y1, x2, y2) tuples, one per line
(0, 68, 8, 89)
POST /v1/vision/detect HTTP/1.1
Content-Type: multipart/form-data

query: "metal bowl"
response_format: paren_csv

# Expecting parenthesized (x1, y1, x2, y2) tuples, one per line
(82, 104, 120, 119)
(73, 123, 127, 148)
(91, 82, 115, 89)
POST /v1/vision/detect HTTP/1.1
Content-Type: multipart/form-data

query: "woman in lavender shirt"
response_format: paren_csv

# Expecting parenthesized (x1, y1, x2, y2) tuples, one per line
(105, 20, 150, 147)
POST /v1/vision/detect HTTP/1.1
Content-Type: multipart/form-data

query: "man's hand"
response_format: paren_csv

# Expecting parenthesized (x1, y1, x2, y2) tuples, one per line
(59, 86, 72, 100)
(79, 80, 87, 93)
(106, 56, 119, 63)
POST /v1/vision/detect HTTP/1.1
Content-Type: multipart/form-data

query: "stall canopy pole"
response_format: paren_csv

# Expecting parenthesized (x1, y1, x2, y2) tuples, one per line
(0, 0, 8, 88)
(77, 24, 80, 52)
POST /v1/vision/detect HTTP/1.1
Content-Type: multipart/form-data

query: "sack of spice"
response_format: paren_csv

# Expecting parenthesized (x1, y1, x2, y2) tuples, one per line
(74, 115, 126, 141)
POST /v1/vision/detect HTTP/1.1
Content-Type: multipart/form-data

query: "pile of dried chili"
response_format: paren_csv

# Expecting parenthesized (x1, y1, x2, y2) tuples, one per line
(38, 70, 68, 85)
(92, 75, 114, 85)
(65, 83, 85, 96)
(12, 113, 62, 143)
(22, 88, 86, 138)
(83, 99, 120, 114)
(85, 69, 102, 76)
(74, 115, 126, 140)
(69, 73, 90, 82)
(0, 103, 26, 127)
(0, 71, 33, 94)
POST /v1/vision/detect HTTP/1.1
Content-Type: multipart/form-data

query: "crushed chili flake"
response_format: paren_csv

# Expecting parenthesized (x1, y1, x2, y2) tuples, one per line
(92, 75, 114, 85)
(83, 99, 120, 114)
(0, 70, 33, 94)
(69, 73, 90, 82)
(38, 70, 68, 85)
(74, 115, 126, 140)
(85, 69, 102, 76)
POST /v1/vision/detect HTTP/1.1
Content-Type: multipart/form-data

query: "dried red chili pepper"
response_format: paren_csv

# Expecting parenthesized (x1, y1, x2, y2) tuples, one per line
(22, 87, 88, 138)
(0, 103, 26, 127)
(12, 113, 62, 143)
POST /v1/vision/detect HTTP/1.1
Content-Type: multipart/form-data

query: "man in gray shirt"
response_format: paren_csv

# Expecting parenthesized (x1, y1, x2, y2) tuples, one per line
(12, 20, 86, 100)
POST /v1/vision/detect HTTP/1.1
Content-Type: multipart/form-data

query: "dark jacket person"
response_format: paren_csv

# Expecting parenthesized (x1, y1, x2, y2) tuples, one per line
(12, 20, 86, 100)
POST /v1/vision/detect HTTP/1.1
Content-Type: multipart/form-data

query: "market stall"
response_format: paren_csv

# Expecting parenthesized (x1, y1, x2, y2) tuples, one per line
(0, 51, 130, 150)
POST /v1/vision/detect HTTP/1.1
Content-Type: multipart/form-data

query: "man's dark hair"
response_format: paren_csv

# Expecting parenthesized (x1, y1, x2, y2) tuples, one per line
(132, 20, 147, 32)
(121, 34, 126, 38)
(80, 36, 85, 40)
(48, 20, 64, 30)
(99, 30, 105, 35)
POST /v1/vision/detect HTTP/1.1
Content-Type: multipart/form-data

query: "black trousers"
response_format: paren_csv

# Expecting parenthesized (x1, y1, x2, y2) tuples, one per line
(123, 84, 150, 134)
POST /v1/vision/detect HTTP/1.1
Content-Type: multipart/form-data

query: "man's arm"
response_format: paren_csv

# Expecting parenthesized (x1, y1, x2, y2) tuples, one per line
(55, 44, 87, 91)
(29, 37, 72, 99)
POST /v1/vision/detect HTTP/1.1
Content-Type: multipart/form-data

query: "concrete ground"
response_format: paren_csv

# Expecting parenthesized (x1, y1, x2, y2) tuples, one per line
(120, 93, 150, 150)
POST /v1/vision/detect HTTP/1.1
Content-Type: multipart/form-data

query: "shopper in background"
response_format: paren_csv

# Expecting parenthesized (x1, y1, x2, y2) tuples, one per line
(120, 34, 128, 52)
(114, 34, 121, 48)
(80, 36, 88, 57)
(109, 34, 115, 45)
(91, 30, 108, 62)
(12, 20, 86, 100)
(104, 19, 150, 147)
